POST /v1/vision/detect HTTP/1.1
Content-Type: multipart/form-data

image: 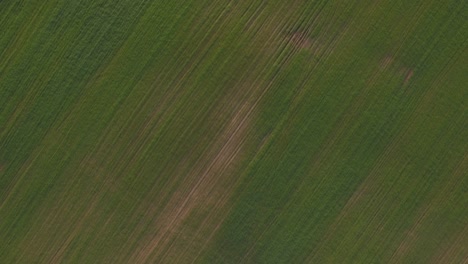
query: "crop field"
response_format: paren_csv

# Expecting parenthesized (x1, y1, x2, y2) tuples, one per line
(0, 0, 467, 263)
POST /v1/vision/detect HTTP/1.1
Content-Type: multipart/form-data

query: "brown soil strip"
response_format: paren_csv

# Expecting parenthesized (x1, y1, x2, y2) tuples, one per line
(48, 199, 99, 263)
(389, 155, 466, 263)
(305, 63, 451, 262)
(380, 55, 395, 69)
(430, 224, 468, 264)
(129, 94, 257, 263)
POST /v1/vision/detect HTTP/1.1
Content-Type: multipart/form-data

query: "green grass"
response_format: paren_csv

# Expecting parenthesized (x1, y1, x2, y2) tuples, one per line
(0, 0, 467, 263)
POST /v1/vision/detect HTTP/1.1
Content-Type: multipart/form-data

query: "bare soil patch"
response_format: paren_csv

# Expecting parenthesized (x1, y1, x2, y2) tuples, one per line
(403, 68, 414, 84)
(289, 32, 315, 49)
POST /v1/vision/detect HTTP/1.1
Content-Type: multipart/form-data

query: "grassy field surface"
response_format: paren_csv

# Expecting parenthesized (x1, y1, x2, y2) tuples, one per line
(0, 0, 467, 263)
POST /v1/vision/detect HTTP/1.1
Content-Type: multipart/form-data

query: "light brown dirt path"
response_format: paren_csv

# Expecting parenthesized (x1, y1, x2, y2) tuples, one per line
(129, 92, 258, 263)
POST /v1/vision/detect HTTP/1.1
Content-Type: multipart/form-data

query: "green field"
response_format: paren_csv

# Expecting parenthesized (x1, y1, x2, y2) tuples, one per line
(0, 0, 467, 263)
